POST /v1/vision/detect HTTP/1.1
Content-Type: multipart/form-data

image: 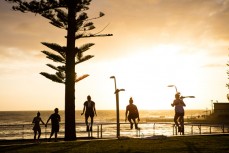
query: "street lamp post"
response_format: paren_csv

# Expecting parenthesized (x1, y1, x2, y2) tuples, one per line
(167, 85, 195, 99)
(167, 85, 178, 93)
(110, 76, 125, 138)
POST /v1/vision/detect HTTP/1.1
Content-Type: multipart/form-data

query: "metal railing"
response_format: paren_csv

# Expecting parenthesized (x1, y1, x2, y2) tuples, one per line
(0, 122, 228, 140)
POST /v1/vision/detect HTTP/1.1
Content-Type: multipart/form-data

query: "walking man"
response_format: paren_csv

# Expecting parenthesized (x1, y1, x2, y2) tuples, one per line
(45, 108, 61, 141)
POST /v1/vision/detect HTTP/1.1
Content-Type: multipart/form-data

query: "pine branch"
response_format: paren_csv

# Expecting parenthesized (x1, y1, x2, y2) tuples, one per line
(75, 55, 94, 65)
(46, 64, 65, 72)
(93, 23, 110, 35)
(42, 51, 66, 63)
(75, 74, 89, 82)
(41, 42, 66, 58)
(78, 43, 95, 53)
(81, 33, 113, 38)
(56, 71, 65, 80)
(6, 0, 68, 14)
(40, 72, 64, 84)
(85, 11, 105, 22)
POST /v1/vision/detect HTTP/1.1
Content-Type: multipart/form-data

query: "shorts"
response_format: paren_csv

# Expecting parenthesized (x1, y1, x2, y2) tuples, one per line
(51, 124, 59, 132)
(33, 126, 41, 133)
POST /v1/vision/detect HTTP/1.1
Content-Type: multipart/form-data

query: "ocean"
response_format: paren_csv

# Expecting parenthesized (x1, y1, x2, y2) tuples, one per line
(0, 110, 226, 140)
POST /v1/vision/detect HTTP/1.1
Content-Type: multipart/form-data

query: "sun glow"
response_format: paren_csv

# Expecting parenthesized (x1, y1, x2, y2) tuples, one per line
(87, 43, 202, 110)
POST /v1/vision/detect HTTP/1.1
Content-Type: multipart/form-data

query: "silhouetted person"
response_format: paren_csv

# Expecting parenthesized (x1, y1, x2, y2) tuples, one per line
(125, 97, 140, 129)
(171, 92, 186, 133)
(81, 95, 97, 131)
(45, 108, 61, 142)
(32, 111, 45, 142)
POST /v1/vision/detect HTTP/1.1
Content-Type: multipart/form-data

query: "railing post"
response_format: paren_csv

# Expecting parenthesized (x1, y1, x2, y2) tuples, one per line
(88, 129, 90, 137)
(100, 124, 102, 138)
(136, 128, 140, 137)
(22, 125, 24, 140)
(45, 126, 47, 139)
(97, 125, 99, 138)
(173, 124, 177, 135)
(222, 124, 225, 133)
(153, 123, 155, 135)
(198, 124, 201, 135)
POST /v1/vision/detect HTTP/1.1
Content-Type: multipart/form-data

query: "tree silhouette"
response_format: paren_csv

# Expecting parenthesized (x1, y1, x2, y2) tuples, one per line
(5, 0, 112, 140)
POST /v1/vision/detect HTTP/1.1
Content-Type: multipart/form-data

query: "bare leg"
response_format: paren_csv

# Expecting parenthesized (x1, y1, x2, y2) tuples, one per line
(85, 116, 89, 131)
(38, 131, 41, 140)
(54, 132, 57, 142)
(90, 117, 94, 131)
(133, 118, 138, 129)
(179, 116, 184, 135)
(128, 117, 133, 129)
(34, 131, 37, 140)
(174, 114, 179, 127)
(49, 131, 54, 141)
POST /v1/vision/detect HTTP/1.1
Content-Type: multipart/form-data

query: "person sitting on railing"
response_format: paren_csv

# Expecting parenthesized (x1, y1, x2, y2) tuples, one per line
(125, 97, 140, 129)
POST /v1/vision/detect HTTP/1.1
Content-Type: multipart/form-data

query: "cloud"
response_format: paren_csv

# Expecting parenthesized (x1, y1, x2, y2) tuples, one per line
(1, 0, 229, 60)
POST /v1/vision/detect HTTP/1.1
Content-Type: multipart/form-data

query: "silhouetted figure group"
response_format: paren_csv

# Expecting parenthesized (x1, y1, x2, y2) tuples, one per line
(32, 108, 60, 142)
(33, 93, 186, 141)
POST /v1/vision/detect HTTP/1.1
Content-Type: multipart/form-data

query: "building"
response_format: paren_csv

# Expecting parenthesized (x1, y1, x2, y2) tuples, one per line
(210, 102, 229, 122)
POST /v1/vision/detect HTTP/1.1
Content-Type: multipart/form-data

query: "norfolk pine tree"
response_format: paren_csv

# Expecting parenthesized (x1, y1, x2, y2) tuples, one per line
(5, 0, 112, 140)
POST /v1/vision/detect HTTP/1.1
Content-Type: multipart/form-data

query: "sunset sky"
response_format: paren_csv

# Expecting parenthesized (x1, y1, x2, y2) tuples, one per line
(0, 0, 229, 111)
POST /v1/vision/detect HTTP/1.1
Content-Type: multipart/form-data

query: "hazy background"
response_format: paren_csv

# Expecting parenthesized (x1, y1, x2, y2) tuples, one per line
(0, 0, 228, 111)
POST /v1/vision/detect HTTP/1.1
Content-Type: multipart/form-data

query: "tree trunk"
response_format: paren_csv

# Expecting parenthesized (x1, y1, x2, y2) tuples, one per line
(65, 0, 77, 141)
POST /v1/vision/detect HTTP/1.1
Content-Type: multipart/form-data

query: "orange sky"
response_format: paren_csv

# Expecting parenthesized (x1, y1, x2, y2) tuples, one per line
(0, 0, 229, 111)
